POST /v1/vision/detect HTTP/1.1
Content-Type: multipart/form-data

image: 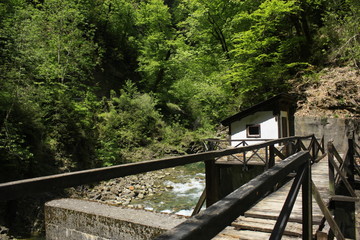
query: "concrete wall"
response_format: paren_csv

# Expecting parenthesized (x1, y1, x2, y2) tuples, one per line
(45, 198, 186, 240)
(230, 111, 278, 146)
(294, 116, 360, 152)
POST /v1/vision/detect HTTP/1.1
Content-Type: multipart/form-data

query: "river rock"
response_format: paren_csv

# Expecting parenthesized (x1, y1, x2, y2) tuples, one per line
(93, 194, 102, 200)
(70, 168, 182, 209)
(110, 186, 119, 194)
(0, 226, 9, 234)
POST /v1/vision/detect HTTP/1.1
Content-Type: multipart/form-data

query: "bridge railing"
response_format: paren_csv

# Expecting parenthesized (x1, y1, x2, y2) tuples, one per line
(156, 151, 313, 240)
(317, 136, 360, 239)
(0, 135, 325, 239)
(0, 135, 317, 202)
(158, 137, 358, 240)
(200, 135, 325, 208)
(204, 135, 325, 169)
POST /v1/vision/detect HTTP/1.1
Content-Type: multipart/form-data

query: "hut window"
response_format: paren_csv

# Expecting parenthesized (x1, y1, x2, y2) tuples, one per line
(247, 124, 261, 138)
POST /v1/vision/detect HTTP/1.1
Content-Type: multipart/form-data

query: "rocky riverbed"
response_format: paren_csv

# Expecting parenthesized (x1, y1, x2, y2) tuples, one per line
(70, 163, 205, 214)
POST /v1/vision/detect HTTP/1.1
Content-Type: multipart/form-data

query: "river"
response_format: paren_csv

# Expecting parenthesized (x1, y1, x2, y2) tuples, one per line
(131, 162, 206, 216)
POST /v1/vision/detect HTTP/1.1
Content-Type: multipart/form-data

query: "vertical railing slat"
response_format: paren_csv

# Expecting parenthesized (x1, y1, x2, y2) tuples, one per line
(302, 155, 312, 240)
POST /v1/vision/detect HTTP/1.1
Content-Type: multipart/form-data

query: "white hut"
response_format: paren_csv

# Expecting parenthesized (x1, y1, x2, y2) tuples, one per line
(221, 94, 296, 147)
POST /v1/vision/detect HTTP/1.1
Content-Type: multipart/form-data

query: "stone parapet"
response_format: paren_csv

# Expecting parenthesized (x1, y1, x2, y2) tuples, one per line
(45, 198, 186, 240)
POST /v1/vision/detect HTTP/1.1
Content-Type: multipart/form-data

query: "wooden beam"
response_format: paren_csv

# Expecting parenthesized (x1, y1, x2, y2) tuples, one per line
(329, 156, 357, 197)
(205, 159, 220, 207)
(299, 140, 307, 151)
(331, 144, 344, 165)
(307, 137, 315, 151)
(269, 145, 275, 168)
(0, 135, 315, 202)
(348, 138, 355, 185)
(312, 181, 345, 240)
(314, 153, 327, 163)
(192, 189, 206, 216)
(247, 148, 266, 164)
(302, 158, 312, 240)
(269, 165, 307, 240)
(328, 142, 336, 196)
(273, 147, 286, 160)
(330, 195, 359, 202)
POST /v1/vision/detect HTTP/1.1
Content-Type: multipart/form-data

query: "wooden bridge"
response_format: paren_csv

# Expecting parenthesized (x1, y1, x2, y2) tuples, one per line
(1, 135, 359, 239)
(213, 155, 329, 239)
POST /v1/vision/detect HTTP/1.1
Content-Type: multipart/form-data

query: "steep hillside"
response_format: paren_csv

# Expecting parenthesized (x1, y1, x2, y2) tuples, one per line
(292, 67, 360, 118)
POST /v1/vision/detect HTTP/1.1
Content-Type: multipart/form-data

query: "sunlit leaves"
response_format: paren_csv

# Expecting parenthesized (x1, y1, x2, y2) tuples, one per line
(3, 0, 100, 85)
(134, 0, 173, 91)
(229, 0, 303, 103)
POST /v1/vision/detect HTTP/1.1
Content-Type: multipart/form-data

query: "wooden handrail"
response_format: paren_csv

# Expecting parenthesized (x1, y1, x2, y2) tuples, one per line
(325, 139, 359, 238)
(0, 135, 314, 202)
(155, 152, 311, 240)
(270, 163, 308, 240)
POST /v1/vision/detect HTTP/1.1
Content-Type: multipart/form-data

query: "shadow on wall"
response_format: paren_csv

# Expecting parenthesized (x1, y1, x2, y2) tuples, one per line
(295, 116, 360, 153)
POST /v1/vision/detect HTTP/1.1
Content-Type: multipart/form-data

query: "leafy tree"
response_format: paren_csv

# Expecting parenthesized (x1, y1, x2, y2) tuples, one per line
(96, 81, 164, 165)
(134, 0, 174, 92)
(87, 0, 139, 93)
(2, 0, 100, 86)
(228, 0, 309, 105)
(0, 0, 102, 177)
(319, 0, 360, 67)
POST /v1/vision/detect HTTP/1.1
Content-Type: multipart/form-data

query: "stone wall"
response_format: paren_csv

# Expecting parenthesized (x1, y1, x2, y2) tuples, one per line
(295, 116, 360, 152)
(45, 198, 186, 240)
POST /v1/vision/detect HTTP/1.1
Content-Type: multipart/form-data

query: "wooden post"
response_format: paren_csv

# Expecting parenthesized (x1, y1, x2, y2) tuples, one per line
(265, 146, 269, 170)
(269, 145, 275, 169)
(242, 141, 246, 165)
(295, 139, 300, 153)
(347, 137, 355, 187)
(302, 157, 312, 239)
(312, 136, 316, 163)
(328, 142, 335, 195)
(205, 158, 220, 207)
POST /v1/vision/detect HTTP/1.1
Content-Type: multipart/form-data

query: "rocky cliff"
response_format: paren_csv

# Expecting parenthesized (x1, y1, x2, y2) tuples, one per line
(292, 66, 360, 118)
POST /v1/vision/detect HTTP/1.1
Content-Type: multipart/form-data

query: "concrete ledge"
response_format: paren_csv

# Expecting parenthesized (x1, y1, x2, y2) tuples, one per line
(45, 198, 186, 240)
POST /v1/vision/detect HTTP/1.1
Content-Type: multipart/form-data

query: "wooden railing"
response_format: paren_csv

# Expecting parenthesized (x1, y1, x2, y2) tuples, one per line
(198, 135, 325, 209)
(204, 135, 325, 169)
(156, 151, 313, 240)
(0, 135, 317, 202)
(0, 135, 332, 239)
(315, 136, 360, 239)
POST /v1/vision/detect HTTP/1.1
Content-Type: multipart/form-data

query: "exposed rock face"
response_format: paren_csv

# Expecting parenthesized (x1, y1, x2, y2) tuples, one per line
(292, 66, 360, 118)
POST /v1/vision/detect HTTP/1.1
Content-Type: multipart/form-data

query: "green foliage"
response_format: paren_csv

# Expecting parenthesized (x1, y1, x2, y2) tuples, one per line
(229, 0, 304, 104)
(0, 83, 44, 182)
(134, 0, 174, 92)
(2, 2, 358, 236)
(0, 0, 357, 183)
(168, 77, 232, 129)
(96, 82, 164, 165)
(318, 0, 360, 66)
(39, 85, 99, 171)
(1, 0, 100, 85)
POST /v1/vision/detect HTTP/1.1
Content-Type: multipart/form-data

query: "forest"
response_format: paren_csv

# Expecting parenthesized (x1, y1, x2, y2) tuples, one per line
(0, 0, 359, 183)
